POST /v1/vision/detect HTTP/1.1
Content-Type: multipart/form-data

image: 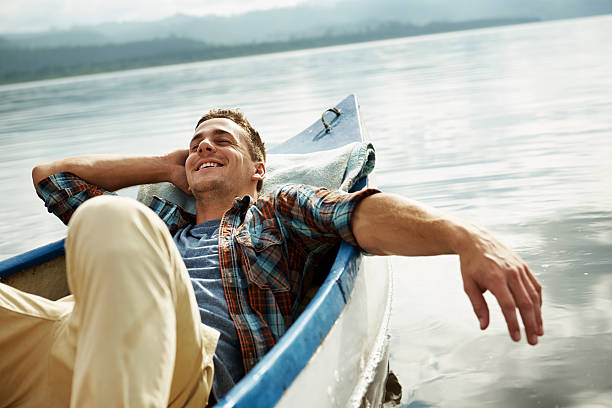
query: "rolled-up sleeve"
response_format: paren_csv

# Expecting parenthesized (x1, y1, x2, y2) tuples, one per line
(271, 184, 380, 251)
(35, 172, 115, 225)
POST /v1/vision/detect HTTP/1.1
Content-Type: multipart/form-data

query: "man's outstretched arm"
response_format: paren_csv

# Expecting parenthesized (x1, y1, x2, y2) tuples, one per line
(32, 149, 191, 193)
(351, 192, 543, 345)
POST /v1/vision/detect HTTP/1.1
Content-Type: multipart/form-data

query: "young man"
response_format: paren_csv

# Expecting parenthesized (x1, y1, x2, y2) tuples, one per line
(1, 109, 543, 407)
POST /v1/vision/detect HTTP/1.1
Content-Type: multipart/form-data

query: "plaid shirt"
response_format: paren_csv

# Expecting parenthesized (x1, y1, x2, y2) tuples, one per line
(36, 172, 379, 372)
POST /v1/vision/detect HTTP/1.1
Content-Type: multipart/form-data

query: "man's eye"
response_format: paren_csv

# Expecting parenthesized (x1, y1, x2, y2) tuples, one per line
(190, 145, 197, 152)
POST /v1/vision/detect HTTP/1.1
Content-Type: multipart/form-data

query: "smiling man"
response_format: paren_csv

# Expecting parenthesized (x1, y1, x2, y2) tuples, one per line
(0, 108, 543, 407)
(185, 113, 266, 222)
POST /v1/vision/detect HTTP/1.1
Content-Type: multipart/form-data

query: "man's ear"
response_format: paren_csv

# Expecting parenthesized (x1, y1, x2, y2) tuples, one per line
(251, 162, 266, 181)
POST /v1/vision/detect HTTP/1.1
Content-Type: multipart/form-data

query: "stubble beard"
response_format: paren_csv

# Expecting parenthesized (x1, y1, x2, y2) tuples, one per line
(192, 178, 233, 200)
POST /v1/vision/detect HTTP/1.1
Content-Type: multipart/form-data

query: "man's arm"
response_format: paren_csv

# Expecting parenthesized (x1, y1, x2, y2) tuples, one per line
(351, 192, 543, 345)
(32, 149, 191, 193)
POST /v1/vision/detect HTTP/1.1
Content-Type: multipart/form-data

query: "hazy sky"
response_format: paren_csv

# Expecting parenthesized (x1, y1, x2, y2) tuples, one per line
(0, 0, 317, 33)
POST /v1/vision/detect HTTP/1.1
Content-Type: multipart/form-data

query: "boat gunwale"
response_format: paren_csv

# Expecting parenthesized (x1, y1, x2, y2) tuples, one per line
(0, 238, 65, 279)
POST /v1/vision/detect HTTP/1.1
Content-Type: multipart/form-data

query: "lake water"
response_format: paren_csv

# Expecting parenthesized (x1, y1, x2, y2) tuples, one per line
(1, 15, 611, 407)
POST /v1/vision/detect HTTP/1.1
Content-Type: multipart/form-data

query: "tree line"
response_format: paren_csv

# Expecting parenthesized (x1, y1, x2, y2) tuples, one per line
(0, 18, 537, 85)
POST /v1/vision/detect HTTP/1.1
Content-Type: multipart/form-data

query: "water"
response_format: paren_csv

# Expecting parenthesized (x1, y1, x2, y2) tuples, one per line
(1, 15, 611, 407)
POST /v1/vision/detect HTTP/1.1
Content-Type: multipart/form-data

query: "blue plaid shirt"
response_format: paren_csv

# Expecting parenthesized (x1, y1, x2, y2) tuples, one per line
(36, 172, 379, 372)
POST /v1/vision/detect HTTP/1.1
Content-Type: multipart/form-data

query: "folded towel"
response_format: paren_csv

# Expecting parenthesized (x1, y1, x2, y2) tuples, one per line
(137, 141, 376, 214)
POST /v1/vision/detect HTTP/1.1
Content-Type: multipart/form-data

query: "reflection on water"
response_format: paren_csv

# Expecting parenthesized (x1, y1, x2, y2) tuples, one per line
(392, 209, 612, 407)
(1, 15, 611, 407)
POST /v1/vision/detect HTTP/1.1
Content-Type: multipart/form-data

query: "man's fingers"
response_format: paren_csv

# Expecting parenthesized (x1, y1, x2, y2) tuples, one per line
(525, 265, 543, 307)
(463, 279, 490, 330)
(521, 266, 544, 336)
(504, 268, 540, 345)
(489, 282, 521, 342)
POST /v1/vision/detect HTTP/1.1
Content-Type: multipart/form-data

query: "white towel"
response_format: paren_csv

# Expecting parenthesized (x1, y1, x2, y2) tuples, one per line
(137, 141, 376, 214)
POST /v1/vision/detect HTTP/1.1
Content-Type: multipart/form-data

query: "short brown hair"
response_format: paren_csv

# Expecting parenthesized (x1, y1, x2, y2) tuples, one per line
(196, 108, 266, 192)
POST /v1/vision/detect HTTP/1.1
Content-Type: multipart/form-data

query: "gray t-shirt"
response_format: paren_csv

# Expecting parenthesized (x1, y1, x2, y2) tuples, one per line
(173, 219, 244, 400)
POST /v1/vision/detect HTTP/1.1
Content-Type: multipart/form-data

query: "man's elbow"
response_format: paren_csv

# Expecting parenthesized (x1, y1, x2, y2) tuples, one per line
(351, 198, 393, 256)
(32, 163, 54, 187)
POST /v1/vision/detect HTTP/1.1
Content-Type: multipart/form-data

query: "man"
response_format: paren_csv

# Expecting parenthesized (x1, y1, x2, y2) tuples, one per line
(1, 109, 543, 407)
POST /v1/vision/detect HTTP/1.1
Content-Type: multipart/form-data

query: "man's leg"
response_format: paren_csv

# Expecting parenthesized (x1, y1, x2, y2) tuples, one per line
(64, 195, 218, 408)
(0, 284, 72, 408)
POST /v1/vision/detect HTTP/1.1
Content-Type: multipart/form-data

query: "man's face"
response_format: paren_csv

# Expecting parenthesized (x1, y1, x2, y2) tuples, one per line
(185, 118, 263, 197)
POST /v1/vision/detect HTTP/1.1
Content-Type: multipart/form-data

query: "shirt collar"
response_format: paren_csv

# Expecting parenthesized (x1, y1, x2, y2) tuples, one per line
(232, 194, 255, 214)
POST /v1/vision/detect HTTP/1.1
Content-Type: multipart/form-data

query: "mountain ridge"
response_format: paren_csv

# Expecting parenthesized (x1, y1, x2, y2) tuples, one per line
(2, 0, 611, 48)
(0, 17, 542, 84)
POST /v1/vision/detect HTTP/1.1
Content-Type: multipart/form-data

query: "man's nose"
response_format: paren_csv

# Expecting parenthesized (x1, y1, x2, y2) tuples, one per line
(198, 138, 216, 153)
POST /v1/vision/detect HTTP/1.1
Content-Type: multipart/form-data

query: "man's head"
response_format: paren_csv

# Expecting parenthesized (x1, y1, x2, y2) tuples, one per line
(196, 109, 266, 168)
(186, 109, 266, 201)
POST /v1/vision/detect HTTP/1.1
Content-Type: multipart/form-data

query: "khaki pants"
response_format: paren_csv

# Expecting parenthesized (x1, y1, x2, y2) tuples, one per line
(0, 196, 219, 407)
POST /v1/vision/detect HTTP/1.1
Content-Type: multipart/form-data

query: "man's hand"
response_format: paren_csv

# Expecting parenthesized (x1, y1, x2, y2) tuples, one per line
(457, 226, 543, 345)
(163, 149, 191, 195)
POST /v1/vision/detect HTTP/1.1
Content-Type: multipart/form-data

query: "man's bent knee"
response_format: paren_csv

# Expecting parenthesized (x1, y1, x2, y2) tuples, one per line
(69, 195, 160, 231)
(65, 196, 180, 295)
(67, 196, 173, 263)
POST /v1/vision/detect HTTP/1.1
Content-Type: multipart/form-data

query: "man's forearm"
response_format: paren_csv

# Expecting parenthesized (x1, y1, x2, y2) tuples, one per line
(351, 192, 469, 257)
(32, 154, 173, 191)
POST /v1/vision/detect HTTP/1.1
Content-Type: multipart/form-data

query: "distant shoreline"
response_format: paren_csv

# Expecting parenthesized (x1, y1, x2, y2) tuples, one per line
(0, 18, 538, 85)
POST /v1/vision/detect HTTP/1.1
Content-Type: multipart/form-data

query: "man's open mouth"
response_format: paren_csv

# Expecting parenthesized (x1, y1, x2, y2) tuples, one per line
(197, 162, 223, 171)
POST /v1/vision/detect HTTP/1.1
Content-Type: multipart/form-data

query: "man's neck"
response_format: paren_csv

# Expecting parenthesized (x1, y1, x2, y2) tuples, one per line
(194, 189, 255, 224)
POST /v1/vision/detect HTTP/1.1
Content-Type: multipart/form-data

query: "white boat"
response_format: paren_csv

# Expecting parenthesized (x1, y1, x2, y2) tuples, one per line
(0, 94, 396, 407)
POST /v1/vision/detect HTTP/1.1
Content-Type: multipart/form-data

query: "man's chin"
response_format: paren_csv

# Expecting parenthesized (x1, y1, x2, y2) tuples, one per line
(190, 180, 226, 196)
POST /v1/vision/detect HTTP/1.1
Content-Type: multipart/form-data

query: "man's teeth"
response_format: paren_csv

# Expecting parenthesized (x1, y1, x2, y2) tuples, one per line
(199, 162, 221, 170)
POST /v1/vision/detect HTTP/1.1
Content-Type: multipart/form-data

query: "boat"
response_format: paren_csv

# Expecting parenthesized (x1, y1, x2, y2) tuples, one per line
(0, 94, 395, 407)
